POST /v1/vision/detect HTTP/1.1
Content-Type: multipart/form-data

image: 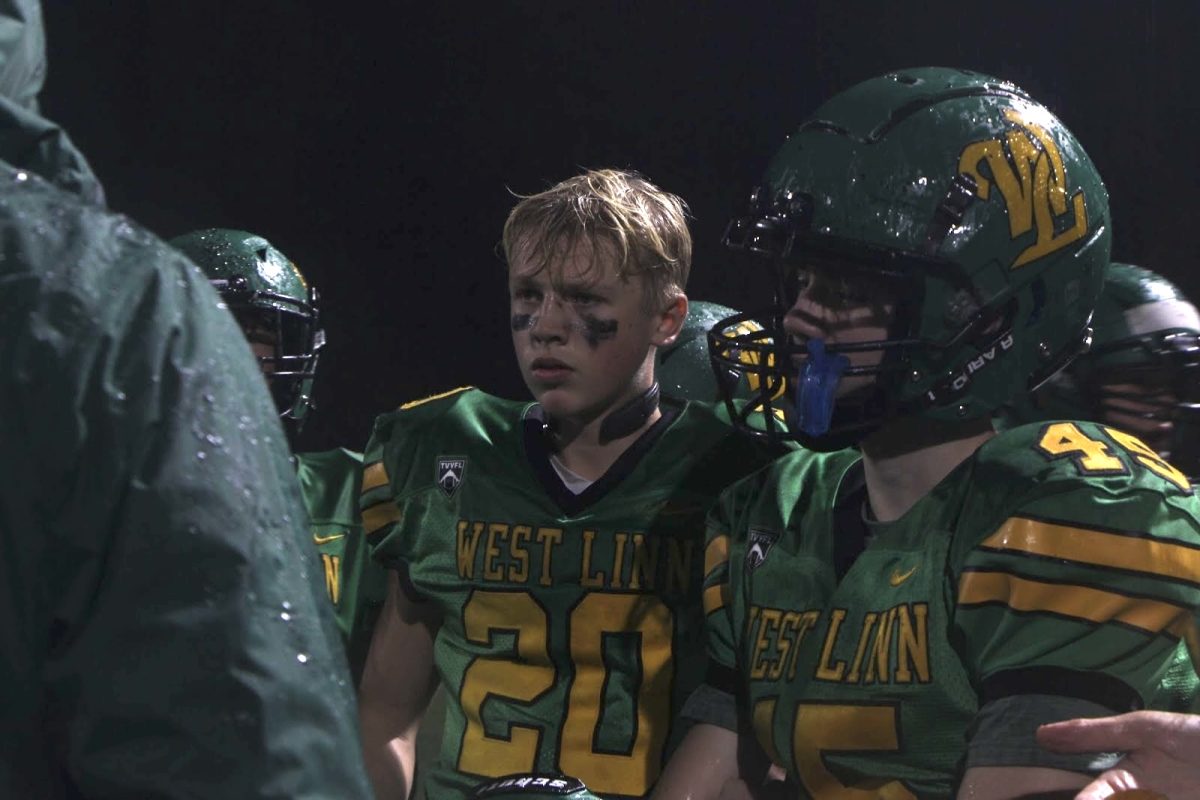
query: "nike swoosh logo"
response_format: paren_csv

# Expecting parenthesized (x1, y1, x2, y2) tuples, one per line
(313, 533, 346, 545)
(889, 566, 917, 587)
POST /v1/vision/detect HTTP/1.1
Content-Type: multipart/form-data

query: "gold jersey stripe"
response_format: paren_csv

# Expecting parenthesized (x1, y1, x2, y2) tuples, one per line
(704, 534, 730, 579)
(361, 461, 389, 494)
(703, 582, 729, 615)
(399, 386, 473, 410)
(361, 500, 401, 537)
(981, 517, 1200, 585)
(958, 570, 1192, 637)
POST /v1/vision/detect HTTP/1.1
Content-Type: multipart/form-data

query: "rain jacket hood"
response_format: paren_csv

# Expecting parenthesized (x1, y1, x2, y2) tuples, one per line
(0, 0, 104, 205)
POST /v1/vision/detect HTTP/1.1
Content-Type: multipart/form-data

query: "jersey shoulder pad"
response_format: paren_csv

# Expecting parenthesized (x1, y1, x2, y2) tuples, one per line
(977, 420, 1189, 491)
(955, 420, 1200, 562)
(367, 387, 525, 498)
(717, 446, 860, 546)
(971, 420, 1195, 512)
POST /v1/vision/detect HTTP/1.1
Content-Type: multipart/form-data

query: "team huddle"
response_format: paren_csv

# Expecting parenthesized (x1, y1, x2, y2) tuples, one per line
(3, 20, 1199, 800)
(277, 68, 1200, 798)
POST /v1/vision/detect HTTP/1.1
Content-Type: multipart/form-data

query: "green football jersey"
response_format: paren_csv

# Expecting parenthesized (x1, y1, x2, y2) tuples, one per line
(297, 448, 388, 683)
(700, 420, 1200, 798)
(361, 388, 778, 799)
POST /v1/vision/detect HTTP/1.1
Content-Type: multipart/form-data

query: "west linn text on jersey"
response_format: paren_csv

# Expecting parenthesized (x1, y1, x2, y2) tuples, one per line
(456, 519, 697, 593)
(747, 602, 932, 686)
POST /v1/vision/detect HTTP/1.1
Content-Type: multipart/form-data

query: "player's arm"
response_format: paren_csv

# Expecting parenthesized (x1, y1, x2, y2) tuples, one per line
(952, 430, 1200, 798)
(359, 569, 442, 800)
(651, 723, 743, 800)
(655, 498, 759, 799)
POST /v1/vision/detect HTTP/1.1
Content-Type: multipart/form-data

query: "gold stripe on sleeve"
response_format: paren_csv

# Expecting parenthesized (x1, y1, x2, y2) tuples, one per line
(703, 582, 730, 615)
(361, 500, 402, 537)
(958, 570, 1192, 636)
(704, 534, 730, 580)
(361, 461, 389, 494)
(981, 517, 1200, 585)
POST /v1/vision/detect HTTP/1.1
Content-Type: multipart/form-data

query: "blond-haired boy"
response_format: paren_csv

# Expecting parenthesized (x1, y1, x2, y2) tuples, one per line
(357, 169, 777, 799)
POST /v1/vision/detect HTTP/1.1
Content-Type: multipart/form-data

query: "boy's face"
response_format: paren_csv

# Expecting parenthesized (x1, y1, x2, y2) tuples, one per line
(781, 262, 895, 397)
(1099, 381, 1175, 456)
(509, 239, 674, 424)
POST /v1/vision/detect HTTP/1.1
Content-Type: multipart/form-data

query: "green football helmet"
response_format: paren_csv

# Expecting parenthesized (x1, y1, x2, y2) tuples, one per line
(470, 773, 600, 800)
(1034, 263, 1200, 476)
(657, 300, 768, 402)
(171, 228, 323, 435)
(710, 66, 1111, 450)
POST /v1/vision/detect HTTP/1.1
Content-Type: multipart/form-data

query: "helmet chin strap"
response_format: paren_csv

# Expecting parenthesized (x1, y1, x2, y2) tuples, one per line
(598, 382, 661, 445)
(794, 338, 850, 436)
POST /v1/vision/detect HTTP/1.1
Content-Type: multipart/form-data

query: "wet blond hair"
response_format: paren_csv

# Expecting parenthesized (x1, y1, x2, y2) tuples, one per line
(502, 168, 692, 309)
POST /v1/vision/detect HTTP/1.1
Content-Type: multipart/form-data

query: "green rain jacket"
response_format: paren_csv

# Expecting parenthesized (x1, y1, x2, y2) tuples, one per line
(0, 2, 371, 796)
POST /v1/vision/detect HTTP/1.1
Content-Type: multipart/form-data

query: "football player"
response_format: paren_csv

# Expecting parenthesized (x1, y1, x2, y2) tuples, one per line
(1011, 262, 1200, 481)
(171, 228, 387, 683)
(357, 168, 779, 799)
(0, 1, 371, 794)
(997, 265, 1200, 799)
(652, 67, 1200, 799)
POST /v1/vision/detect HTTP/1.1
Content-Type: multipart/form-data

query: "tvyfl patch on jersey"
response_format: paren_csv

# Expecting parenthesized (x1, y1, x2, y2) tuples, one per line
(437, 456, 467, 498)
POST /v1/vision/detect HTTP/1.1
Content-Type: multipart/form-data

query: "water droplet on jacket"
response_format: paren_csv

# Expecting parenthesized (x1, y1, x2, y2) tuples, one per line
(280, 611, 292, 622)
(197, 450, 207, 460)
(296, 652, 309, 664)
(15, 171, 27, 182)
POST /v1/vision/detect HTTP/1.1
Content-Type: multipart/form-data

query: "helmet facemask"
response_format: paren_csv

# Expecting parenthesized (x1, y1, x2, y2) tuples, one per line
(1073, 330, 1200, 478)
(217, 276, 324, 435)
(711, 189, 1026, 451)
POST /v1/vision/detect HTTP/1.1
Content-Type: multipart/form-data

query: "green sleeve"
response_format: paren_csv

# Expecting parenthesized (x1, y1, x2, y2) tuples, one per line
(0, 196, 371, 797)
(954, 482, 1200, 713)
(701, 497, 741, 683)
(299, 449, 387, 686)
(360, 412, 406, 565)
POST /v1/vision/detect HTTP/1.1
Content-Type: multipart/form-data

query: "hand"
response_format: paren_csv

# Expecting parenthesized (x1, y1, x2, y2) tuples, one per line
(1036, 711, 1199, 799)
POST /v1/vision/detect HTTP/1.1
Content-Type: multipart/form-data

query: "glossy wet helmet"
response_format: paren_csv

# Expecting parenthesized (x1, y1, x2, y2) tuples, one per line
(1035, 263, 1200, 476)
(172, 228, 323, 436)
(710, 67, 1111, 450)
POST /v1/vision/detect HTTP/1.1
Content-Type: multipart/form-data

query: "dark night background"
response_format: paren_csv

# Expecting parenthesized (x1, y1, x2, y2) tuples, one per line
(38, 1, 1200, 452)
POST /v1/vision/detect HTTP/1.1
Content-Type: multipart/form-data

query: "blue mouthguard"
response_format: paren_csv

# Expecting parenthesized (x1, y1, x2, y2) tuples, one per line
(794, 337, 850, 436)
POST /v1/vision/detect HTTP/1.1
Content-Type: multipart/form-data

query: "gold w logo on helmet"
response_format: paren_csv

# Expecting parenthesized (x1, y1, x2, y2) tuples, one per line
(958, 107, 1089, 268)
